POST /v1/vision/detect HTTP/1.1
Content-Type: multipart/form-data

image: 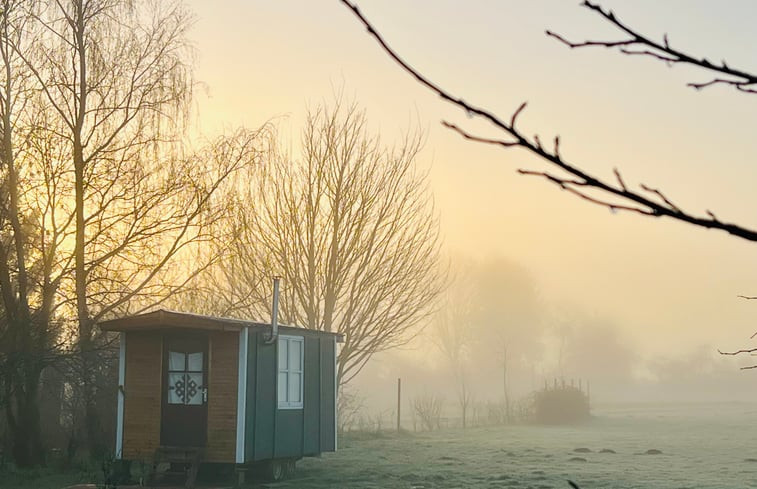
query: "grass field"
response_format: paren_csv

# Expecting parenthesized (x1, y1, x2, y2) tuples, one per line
(289, 402, 757, 489)
(2, 402, 756, 488)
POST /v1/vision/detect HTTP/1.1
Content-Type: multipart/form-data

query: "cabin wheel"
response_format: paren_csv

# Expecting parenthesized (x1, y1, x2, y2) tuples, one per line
(266, 459, 286, 482)
(285, 458, 296, 477)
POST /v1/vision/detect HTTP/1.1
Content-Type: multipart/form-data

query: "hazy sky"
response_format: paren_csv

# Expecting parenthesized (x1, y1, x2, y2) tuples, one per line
(184, 1, 757, 367)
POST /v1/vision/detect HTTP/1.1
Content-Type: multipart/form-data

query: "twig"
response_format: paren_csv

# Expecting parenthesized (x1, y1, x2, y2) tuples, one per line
(547, 0, 757, 94)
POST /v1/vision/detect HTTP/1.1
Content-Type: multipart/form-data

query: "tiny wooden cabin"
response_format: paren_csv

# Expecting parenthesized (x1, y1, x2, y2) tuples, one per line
(98, 309, 341, 480)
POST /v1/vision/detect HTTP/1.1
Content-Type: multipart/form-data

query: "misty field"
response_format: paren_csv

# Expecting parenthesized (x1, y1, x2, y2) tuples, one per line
(282, 403, 757, 489)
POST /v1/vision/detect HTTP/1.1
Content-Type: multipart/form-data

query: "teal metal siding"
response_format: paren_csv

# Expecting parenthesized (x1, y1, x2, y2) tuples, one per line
(274, 410, 303, 457)
(302, 336, 321, 455)
(244, 328, 337, 463)
(319, 336, 336, 452)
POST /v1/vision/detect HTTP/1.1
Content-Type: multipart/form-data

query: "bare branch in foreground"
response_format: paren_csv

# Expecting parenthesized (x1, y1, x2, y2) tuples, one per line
(546, 1, 757, 94)
(339, 0, 757, 242)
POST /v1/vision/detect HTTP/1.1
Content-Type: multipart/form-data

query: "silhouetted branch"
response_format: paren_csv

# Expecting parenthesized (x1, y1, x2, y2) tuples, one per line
(340, 0, 757, 242)
(441, 122, 518, 148)
(719, 347, 757, 356)
(718, 346, 757, 370)
(546, 1, 757, 94)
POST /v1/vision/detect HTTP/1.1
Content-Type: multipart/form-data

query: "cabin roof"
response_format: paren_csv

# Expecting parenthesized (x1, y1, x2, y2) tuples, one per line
(97, 309, 344, 341)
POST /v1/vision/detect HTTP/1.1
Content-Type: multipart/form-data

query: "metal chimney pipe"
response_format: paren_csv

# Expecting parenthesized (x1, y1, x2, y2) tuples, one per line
(266, 277, 281, 344)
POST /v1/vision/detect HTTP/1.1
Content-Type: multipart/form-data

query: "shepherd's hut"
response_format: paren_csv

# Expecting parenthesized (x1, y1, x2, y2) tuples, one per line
(98, 300, 341, 485)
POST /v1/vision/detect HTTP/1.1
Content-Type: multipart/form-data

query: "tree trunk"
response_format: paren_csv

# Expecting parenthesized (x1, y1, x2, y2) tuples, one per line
(70, 0, 103, 457)
(5, 338, 45, 467)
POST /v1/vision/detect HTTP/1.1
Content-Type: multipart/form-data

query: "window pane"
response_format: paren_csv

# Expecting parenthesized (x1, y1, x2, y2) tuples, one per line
(187, 352, 203, 372)
(288, 372, 301, 404)
(289, 340, 302, 371)
(168, 372, 185, 404)
(278, 338, 288, 371)
(169, 351, 185, 371)
(278, 371, 288, 403)
(185, 373, 203, 405)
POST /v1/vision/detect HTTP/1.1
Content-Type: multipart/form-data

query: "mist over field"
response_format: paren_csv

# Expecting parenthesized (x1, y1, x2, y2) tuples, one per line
(350, 253, 757, 426)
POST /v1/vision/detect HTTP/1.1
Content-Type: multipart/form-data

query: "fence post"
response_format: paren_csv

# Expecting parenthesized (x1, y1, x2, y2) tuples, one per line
(397, 378, 402, 432)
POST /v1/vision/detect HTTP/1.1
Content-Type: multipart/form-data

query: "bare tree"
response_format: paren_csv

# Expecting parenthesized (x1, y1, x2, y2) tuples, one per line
(336, 386, 365, 433)
(213, 98, 445, 385)
(411, 392, 444, 432)
(433, 269, 476, 429)
(433, 257, 543, 426)
(0, 1, 72, 466)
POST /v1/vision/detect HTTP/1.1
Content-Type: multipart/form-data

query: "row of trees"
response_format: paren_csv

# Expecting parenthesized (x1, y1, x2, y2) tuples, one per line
(0, 0, 273, 466)
(0, 1, 443, 469)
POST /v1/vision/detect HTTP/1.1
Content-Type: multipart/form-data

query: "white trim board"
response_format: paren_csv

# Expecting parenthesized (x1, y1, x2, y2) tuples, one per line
(235, 327, 249, 464)
(115, 332, 126, 459)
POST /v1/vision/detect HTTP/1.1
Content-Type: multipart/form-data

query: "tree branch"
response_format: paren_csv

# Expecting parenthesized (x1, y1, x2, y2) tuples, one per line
(340, 0, 757, 242)
(546, 1, 757, 94)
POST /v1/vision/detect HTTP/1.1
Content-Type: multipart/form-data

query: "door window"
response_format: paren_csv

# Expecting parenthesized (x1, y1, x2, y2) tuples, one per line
(167, 351, 204, 405)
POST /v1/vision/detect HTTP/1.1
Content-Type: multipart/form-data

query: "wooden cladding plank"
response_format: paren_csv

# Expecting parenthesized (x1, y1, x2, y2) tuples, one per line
(205, 331, 239, 463)
(123, 332, 162, 460)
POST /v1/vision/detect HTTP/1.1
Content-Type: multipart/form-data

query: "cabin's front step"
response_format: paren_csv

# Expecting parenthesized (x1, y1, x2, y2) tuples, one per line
(151, 446, 204, 488)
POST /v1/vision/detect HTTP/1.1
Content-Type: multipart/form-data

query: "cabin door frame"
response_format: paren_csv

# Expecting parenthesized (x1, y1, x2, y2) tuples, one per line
(160, 332, 209, 447)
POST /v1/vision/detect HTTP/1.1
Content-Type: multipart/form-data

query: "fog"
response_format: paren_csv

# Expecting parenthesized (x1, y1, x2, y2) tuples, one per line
(350, 253, 757, 417)
(185, 0, 757, 378)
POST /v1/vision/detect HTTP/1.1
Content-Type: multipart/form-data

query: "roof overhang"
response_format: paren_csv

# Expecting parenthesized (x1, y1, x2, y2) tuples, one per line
(98, 309, 345, 342)
(98, 309, 251, 333)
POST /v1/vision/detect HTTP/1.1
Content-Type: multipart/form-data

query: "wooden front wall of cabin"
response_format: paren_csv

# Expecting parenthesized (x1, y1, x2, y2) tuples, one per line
(122, 331, 162, 460)
(205, 331, 239, 462)
(122, 329, 239, 463)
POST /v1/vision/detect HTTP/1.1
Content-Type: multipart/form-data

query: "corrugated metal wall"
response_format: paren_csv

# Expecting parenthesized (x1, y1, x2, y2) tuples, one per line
(244, 330, 336, 462)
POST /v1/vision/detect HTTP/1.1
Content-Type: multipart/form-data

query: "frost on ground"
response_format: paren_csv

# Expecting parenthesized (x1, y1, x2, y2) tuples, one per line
(275, 403, 757, 489)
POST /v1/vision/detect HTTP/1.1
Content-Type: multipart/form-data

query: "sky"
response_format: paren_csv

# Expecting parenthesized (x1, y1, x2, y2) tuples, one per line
(183, 1, 757, 399)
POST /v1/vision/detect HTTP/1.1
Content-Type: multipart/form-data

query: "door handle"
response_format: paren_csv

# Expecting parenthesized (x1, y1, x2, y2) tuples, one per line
(202, 387, 208, 403)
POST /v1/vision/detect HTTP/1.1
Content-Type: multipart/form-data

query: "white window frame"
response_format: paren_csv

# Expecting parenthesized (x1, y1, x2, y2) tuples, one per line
(278, 335, 304, 409)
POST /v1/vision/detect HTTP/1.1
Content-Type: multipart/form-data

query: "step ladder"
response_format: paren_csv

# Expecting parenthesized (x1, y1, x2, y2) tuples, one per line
(150, 446, 204, 488)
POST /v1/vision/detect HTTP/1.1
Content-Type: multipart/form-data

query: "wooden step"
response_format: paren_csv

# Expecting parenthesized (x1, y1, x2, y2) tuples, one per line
(151, 446, 204, 489)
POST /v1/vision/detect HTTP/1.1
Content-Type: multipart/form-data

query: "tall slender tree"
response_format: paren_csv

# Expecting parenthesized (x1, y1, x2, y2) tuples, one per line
(0, 0, 74, 466)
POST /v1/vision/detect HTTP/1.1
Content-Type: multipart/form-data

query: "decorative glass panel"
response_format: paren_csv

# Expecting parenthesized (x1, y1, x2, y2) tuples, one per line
(187, 352, 203, 372)
(278, 371, 287, 403)
(168, 372, 185, 404)
(288, 372, 301, 403)
(185, 373, 203, 405)
(289, 340, 302, 371)
(168, 348, 205, 405)
(169, 351, 185, 371)
(278, 339, 288, 370)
